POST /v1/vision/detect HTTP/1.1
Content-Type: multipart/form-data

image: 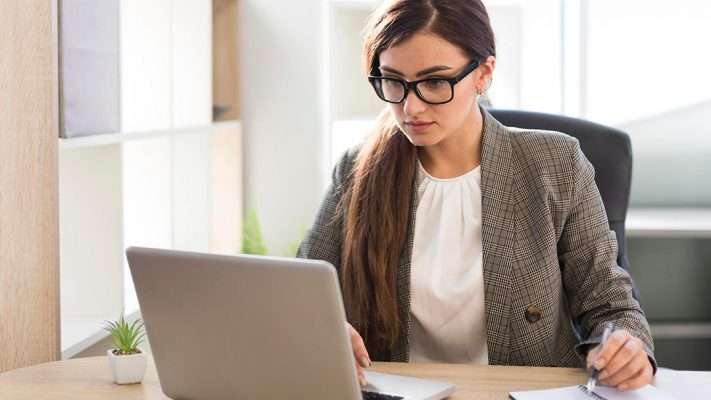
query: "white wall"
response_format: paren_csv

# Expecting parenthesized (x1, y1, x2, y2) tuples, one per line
(583, 0, 711, 206)
(240, 0, 325, 256)
(586, 0, 711, 126)
(620, 100, 711, 207)
(331, 6, 381, 121)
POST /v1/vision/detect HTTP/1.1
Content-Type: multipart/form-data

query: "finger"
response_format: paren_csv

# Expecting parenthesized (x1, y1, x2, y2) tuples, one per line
(599, 335, 641, 381)
(355, 362, 368, 387)
(348, 324, 372, 368)
(601, 349, 647, 387)
(593, 330, 631, 370)
(359, 375, 368, 387)
(586, 346, 601, 370)
(617, 362, 654, 391)
(354, 361, 363, 376)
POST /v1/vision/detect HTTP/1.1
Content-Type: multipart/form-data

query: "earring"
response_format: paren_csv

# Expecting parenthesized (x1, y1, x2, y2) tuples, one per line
(477, 79, 492, 96)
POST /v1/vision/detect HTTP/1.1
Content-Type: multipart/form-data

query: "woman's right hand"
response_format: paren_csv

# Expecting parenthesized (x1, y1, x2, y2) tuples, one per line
(346, 322, 372, 387)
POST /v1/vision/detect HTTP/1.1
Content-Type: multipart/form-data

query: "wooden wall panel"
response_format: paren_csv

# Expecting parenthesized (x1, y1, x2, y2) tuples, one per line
(213, 0, 241, 121)
(0, 0, 60, 372)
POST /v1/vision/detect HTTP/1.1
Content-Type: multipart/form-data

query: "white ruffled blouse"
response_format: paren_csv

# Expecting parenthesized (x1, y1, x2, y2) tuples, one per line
(408, 158, 489, 364)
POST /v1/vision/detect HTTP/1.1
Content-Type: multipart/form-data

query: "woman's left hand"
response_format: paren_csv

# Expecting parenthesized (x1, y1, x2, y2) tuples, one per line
(586, 329, 654, 391)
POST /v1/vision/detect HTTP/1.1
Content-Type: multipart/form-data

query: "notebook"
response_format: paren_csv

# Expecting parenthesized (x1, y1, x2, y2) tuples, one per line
(509, 384, 678, 400)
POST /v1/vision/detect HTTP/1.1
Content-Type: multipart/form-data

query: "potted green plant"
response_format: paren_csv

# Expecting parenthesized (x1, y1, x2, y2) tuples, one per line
(103, 314, 147, 384)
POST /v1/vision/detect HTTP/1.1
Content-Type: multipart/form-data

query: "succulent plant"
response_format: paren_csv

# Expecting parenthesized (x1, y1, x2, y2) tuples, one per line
(103, 314, 146, 355)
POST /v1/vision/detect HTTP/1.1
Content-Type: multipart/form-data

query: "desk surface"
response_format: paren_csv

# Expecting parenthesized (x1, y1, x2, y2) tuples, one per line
(0, 356, 708, 399)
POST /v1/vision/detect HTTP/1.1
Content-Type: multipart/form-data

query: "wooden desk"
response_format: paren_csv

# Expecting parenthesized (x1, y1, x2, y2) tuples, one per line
(0, 356, 708, 399)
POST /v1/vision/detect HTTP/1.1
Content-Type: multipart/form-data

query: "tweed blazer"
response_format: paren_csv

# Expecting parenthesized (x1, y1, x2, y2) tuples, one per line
(298, 109, 654, 368)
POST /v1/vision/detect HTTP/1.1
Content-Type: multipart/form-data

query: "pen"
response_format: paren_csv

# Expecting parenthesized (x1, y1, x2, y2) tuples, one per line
(586, 322, 615, 393)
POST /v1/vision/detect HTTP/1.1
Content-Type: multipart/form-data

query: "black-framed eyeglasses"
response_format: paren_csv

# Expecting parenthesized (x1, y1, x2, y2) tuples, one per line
(368, 59, 481, 105)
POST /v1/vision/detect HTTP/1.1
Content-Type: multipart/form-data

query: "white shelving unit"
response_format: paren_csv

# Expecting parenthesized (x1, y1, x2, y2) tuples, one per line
(627, 207, 711, 343)
(59, 122, 242, 360)
(59, 0, 242, 359)
(59, 121, 241, 150)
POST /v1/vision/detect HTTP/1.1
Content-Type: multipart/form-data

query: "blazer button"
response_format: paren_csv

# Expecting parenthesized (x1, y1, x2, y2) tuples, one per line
(525, 305, 542, 323)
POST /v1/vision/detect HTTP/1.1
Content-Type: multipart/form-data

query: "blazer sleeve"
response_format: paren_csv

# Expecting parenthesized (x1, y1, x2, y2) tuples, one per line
(296, 148, 357, 271)
(557, 139, 657, 371)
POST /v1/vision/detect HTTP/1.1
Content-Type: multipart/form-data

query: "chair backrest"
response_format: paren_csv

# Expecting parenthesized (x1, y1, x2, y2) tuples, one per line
(489, 109, 633, 277)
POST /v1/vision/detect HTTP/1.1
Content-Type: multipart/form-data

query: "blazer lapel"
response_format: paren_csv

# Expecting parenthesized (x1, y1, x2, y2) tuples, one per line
(480, 108, 516, 365)
(391, 169, 418, 362)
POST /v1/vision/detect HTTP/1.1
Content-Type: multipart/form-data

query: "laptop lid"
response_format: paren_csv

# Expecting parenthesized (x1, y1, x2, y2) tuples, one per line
(127, 246, 362, 400)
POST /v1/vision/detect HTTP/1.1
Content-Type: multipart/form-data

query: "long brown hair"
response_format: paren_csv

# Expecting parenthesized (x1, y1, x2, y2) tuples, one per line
(339, 0, 496, 356)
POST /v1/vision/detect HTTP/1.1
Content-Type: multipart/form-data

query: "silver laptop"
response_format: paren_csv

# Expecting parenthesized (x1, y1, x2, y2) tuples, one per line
(126, 246, 455, 400)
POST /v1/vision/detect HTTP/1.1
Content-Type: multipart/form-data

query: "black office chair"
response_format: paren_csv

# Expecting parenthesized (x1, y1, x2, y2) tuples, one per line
(489, 109, 637, 298)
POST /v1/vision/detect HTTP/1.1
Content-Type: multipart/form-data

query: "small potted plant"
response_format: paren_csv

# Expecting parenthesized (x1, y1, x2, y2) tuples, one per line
(103, 314, 147, 384)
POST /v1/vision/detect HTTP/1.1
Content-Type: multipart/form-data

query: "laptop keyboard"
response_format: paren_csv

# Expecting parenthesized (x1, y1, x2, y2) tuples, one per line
(362, 391, 404, 400)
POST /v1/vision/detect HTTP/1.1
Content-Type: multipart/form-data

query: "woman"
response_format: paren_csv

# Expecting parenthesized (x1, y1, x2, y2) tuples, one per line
(298, 0, 655, 391)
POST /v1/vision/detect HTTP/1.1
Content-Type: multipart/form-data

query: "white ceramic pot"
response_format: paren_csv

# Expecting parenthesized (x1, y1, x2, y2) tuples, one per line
(107, 348, 147, 384)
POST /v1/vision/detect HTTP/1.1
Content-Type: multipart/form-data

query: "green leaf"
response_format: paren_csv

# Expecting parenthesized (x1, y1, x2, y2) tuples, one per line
(284, 224, 308, 257)
(242, 208, 268, 255)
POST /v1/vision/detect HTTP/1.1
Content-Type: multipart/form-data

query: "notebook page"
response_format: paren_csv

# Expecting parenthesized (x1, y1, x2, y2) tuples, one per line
(594, 385, 678, 400)
(510, 384, 678, 400)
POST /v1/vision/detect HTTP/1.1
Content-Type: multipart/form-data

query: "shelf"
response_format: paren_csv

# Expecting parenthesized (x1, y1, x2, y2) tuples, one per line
(59, 120, 241, 150)
(61, 310, 142, 360)
(626, 207, 711, 238)
(650, 322, 711, 340)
